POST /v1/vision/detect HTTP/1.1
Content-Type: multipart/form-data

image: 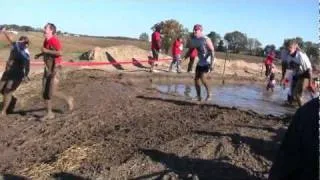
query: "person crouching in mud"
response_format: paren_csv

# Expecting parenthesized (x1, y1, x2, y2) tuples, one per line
(187, 24, 215, 101)
(34, 23, 74, 120)
(266, 64, 276, 92)
(0, 27, 30, 116)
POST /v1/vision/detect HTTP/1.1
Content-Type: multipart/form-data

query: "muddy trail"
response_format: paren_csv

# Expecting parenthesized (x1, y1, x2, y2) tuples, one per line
(0, 69, 292, 180)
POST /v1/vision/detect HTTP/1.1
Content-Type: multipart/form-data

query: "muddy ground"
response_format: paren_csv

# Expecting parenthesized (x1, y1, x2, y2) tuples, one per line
(0, 69, 292, 180)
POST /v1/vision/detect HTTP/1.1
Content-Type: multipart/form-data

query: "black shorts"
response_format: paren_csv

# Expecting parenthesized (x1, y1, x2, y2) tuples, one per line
(0, 70, 23, 94)
(196, 65, 210, 74)
(0, 79, 22, 94)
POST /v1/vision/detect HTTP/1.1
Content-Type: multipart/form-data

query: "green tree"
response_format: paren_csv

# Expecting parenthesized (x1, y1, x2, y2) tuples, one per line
(217, 40, 225, 52)
(152, 19, 187, 54)
(304, 41, 319, 64)
(295, 37, 304, 49)
(139, 32, 149, 41)
(224, 31, 248, 53)
(207, 31, 221, 47)
(247, 38, 262, 55)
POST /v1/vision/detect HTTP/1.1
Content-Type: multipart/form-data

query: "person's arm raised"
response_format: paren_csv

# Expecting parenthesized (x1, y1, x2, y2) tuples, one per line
(1, 27, 13, 44)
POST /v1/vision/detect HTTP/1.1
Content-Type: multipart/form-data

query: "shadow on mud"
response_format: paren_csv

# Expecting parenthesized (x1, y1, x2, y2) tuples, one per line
(131, 149, 260, 180)
(132, 58, 148, 69)
(0, 172, 90, 180)
(106, 52, 125, 70)
(51, 172, 90, 180)
(10, 108, 63, 117)
(0, 174, 28, 180)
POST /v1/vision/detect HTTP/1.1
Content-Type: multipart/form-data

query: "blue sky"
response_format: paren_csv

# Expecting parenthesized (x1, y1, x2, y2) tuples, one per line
(0, 0, 317, 48)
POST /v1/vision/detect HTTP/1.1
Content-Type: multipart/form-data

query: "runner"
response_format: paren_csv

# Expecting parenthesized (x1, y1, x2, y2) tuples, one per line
(169, 36, 183, 73)
(150, 25, 161, 72)
(188, 24, 215, 101)
(0, 27, 30, 116)
(264, 50, 276, 77)
(34, 23, 74, 120)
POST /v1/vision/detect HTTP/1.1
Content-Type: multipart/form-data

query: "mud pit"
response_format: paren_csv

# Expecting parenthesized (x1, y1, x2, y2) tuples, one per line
(156, 83, 296, 117)
(0, 69, 292, 180)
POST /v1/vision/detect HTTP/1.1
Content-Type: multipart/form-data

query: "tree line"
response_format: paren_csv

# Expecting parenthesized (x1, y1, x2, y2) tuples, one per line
(139, 19, 319, 64)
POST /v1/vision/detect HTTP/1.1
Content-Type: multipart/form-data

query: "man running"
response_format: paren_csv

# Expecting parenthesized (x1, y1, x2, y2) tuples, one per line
(35, 23, 73, 120)
(0, 27, 30, 116)
(150, 25, 161, 72)
(187, 24, 215, 101)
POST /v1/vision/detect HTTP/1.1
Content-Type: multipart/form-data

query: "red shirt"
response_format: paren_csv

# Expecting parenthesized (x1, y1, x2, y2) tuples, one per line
(265, 51, 275, 65)
(151, 31, 161, 50)
(172, 40, 182, 56)
(190, 48, 198, 58)
(43, 36, 62, 65)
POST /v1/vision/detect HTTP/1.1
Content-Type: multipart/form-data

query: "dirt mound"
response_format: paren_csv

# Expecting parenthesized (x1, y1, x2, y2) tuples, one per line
(213, 58, 280, 77)
(79, 45, 171, 71)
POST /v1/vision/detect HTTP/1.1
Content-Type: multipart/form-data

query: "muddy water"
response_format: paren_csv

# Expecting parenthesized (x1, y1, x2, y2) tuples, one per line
(156, 83, 302, 116)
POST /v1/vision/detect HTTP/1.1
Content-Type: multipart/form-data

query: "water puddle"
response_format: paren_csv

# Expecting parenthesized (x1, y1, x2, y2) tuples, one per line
(155, 83, 310, 116)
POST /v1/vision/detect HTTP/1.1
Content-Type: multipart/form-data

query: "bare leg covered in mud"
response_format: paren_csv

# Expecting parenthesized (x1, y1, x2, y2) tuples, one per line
(201, 73, 211, 101)
(1, 93, 12, 116)
(195, 70, 210, 102)
(41, 74, 74, 121)
(0, 80, 21, 116)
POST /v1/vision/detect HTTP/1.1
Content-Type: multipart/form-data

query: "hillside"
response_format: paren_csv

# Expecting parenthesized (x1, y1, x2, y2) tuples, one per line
(0, 32, 149, 61)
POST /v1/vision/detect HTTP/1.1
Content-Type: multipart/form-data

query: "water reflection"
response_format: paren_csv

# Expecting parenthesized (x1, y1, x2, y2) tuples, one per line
(157, 83, 296, 116)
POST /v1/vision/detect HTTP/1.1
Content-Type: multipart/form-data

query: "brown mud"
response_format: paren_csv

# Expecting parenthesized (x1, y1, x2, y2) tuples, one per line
(0, 69, 292, 180)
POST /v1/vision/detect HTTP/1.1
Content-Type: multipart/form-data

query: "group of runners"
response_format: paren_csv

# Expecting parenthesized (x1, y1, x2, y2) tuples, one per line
(0, 23, 216, 119)
(152, 23, 318, 107)
(151, 24, 215, 101)
(0, 22, 319, 179)
(1, 22, 317, 119)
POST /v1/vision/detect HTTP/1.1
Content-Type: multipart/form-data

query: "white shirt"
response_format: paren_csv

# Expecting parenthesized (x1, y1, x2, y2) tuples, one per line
(287, 51, 312, 75)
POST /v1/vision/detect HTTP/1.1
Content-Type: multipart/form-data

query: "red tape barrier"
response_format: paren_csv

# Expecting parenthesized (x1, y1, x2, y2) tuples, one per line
(24, 58, 173, 66)
(0, 58, 172, 66)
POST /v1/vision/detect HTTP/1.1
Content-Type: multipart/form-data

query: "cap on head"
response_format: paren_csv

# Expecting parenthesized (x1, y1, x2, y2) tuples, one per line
(193, 24, 203, 31)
